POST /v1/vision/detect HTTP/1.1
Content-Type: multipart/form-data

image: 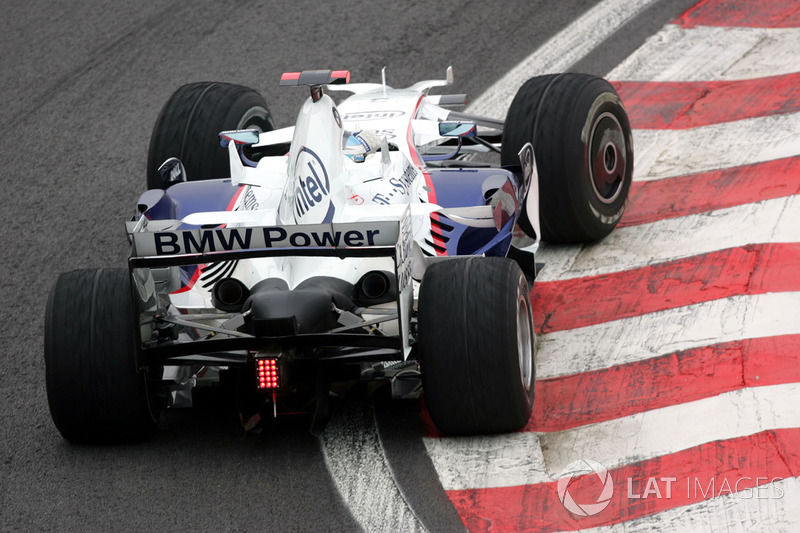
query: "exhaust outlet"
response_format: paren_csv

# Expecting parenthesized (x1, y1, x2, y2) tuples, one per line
(354, 271, 397, 304)
(211, 277, 251, 312)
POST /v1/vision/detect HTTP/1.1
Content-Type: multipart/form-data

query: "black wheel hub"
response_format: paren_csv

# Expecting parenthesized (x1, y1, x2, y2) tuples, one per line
(589, 112, 627, 204)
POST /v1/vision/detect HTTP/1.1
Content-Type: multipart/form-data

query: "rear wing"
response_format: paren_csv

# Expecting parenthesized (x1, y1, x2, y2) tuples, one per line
(127, 213, 416, 360)
(279, 70, 351, 87)
(130, 220, 399, 259)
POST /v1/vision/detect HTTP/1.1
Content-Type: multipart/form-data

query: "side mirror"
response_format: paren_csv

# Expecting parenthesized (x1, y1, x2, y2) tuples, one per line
(219, 129, 260, 147)
(438, 121, 477, 138)
(157, 157, 187, 188)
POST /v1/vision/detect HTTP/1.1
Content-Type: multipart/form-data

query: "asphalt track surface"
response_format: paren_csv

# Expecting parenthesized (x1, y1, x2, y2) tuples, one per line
(0, 1, 698, 530)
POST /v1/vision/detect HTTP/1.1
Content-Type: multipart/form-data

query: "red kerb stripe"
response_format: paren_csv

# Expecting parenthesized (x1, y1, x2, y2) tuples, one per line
(421, 335, 800, 437)
(532, 242, 800, 334)
(529, 335, 800, 432)
(612, 74, 800, 129)
(620, 157, 800, 227)
(448, 428, 800, 532)
(675, 0, 800, 28)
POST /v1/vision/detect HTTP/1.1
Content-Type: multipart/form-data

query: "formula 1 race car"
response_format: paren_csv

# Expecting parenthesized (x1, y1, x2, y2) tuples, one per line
(44, 68, 632, 443)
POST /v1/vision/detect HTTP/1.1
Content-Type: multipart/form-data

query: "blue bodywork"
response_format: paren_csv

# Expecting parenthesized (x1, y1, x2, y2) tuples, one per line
(426, 167, 522, 258)
(137, 167, 524, 261)
(141, 179, 239, 222)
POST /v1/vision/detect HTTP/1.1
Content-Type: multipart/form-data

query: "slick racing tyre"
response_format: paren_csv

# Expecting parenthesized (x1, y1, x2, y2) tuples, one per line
(418, 257, 535, 435)
(44, 269, 163, 443)
(147, 82, 274, 189)
(501, 73, 633, 243)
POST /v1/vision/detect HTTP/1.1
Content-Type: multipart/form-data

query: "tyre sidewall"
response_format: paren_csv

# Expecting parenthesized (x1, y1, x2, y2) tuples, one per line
(502, 74, 633, 243)
(567, 85, 633, 234)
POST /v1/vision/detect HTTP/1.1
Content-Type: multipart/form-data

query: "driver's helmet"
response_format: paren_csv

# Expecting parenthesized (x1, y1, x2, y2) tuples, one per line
(343, 130, 382, 162)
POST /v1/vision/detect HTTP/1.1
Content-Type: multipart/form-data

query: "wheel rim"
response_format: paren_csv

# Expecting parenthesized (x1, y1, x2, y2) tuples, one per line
(517, 293, 534, 392)
(588, 111, 627, 204)
(238, 106, 274, 133)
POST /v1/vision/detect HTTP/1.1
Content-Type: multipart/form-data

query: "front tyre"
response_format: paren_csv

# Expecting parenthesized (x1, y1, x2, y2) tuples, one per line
(501, 73, 633, 243)
(418, 257, 535, 435)
(44, 269, 163, 443)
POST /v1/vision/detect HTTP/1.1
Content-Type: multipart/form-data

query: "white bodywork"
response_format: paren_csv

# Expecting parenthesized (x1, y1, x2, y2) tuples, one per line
(164, 74, 511, 312)
(128, 69, 539, 374)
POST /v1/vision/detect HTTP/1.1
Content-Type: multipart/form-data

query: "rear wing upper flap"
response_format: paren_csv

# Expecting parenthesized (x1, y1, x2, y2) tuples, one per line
(129, 219, 402, 259)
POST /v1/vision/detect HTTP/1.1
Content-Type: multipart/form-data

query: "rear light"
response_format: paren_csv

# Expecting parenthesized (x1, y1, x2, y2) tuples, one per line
(256, 357, 281, 390)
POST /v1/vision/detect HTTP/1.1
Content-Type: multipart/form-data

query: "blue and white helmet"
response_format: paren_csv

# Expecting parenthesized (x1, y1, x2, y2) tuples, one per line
(344, 130, 382, 162)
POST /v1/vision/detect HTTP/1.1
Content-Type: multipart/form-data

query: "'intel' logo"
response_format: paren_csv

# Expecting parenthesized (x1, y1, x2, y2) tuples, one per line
(293, 147, 330, 220)
(342, 111, 405, 121)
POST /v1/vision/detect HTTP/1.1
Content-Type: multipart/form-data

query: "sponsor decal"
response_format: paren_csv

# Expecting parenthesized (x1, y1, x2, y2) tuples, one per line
(395, 211, 414, 294)
(332, 107, 342, 128)
(243, 187, 259, 210)
(134, 222, 400, 257)
(372, 193, 391, 205)
(371, 164, 418, 205)
(375, 128, 397, 140)
(293, 147, 330, 220)
(389, 163, 418, 195)
(342, 110, 405, 121)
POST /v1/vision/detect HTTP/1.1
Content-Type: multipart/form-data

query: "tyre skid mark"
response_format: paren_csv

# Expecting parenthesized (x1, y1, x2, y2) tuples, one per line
(321, 398, 425, 532)
(536, 382, 800, 478)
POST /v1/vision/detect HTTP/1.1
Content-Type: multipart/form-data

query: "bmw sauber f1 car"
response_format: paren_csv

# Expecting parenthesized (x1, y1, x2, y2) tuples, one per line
(45, 68, 632, 443)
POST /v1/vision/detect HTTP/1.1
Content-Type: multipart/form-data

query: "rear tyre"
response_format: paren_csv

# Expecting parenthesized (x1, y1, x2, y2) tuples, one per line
(418, 257, 535, 435)
(44, 269, 162, 443)
(147, 82, 274, 189)
(501, 73, 633, 243)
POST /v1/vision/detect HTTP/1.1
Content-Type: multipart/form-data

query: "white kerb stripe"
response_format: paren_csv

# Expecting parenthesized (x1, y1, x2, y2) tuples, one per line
(467, 0, 660, 118)
(426, 383, 800, 492)
(539, 383, 800, 478)
(535, 195, 800, 282)
(608, 25, 800, 82)
(423, 432, 548, 491)
(633, 112, 800, 181)
(537, 292, 800, 379)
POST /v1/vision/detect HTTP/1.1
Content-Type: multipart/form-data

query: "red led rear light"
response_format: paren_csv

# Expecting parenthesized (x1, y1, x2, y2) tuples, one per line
(256, 358, 281, 390)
